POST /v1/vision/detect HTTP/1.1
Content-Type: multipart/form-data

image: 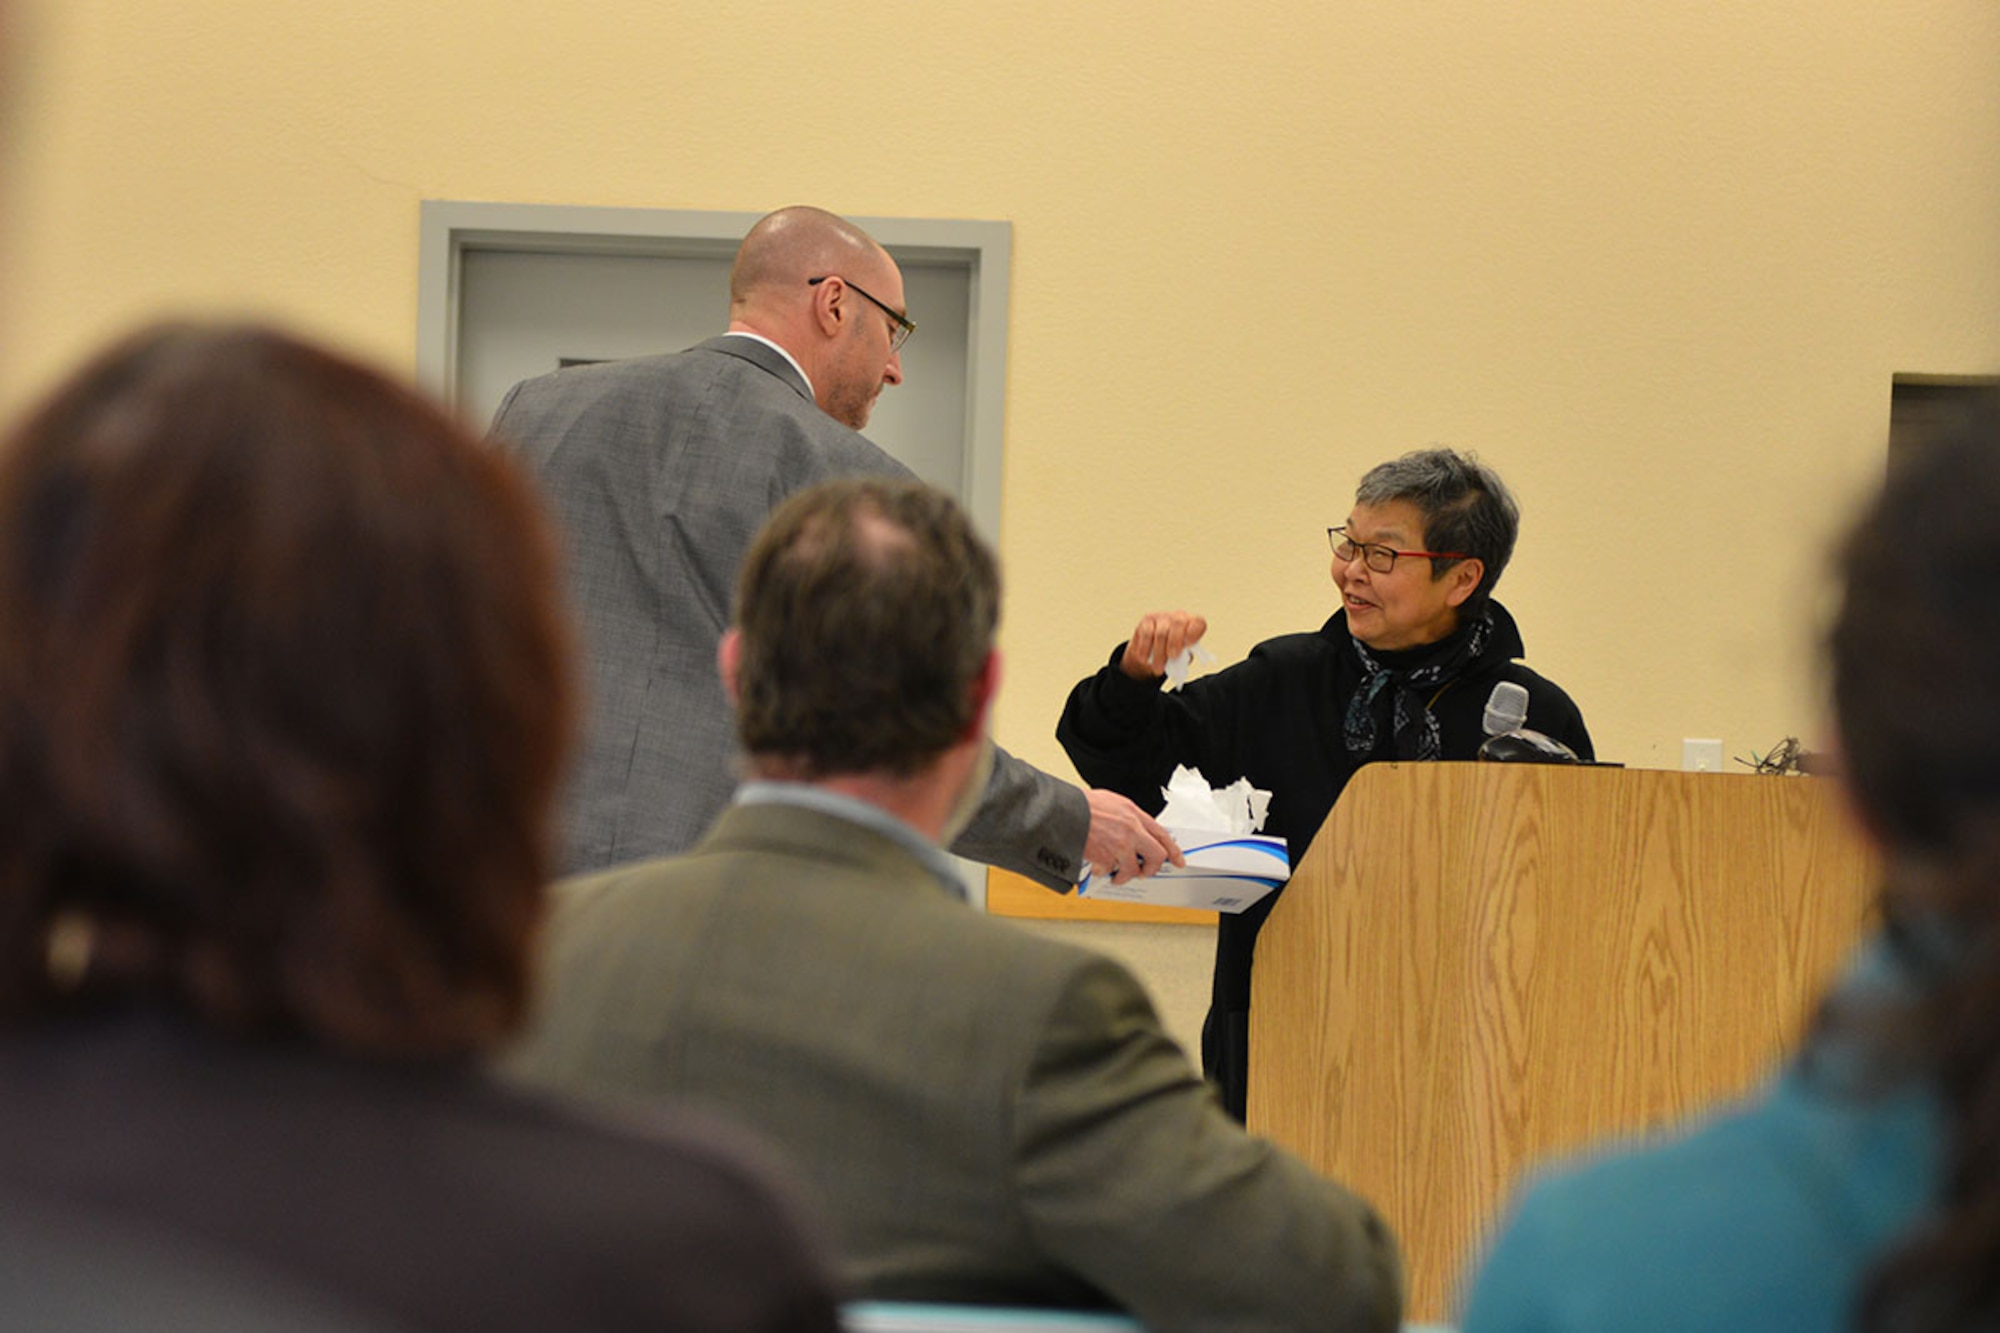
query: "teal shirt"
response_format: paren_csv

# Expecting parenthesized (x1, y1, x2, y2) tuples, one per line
(1461, 934, 1943, 1332)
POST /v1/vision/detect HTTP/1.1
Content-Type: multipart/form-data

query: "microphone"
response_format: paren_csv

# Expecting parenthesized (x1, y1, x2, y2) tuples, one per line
(1477, 681, 1581, 764)
(1483, 681, 1529, 737)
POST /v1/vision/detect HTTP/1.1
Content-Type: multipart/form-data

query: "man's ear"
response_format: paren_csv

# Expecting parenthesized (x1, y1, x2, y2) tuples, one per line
(1443, 557, 1486, 609)
(809, 275, 847, 338)
(962, 649, 1001, 742)
(717, 628, 743, 706)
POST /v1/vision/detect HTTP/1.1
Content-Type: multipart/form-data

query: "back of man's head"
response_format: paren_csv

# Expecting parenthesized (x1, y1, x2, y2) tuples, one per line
(730, 206, 885, 312)
(733, 478, 999, 780)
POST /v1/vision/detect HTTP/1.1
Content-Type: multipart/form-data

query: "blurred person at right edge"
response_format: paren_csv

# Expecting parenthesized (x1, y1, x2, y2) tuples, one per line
(1058, 448, 1591, 1120)
(1461, 390, 2000, 1332)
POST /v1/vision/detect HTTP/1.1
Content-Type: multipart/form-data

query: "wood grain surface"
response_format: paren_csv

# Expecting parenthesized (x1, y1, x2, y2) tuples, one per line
(1247, 763, 1877, 1320)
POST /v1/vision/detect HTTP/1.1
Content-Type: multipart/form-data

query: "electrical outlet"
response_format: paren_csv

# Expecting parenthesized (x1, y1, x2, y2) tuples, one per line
(1683, 738, 1724, 773)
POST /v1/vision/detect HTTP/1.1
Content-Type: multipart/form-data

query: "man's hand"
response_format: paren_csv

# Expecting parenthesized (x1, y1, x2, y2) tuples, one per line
(1082, 789, 1185, 884)
(1118, 611, 1209, 681)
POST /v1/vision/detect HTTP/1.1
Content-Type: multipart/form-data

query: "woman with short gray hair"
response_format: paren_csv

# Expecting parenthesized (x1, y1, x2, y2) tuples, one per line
(1059, 447, 1592, 1120)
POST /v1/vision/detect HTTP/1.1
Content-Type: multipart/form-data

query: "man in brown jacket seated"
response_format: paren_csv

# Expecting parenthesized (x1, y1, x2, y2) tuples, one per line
(510, 477, 1404, 1333)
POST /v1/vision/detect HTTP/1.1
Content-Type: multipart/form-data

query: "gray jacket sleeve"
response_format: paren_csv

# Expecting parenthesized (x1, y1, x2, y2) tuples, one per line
(948, 745, 1091, 892)
(1015, 954, 1406, 1332)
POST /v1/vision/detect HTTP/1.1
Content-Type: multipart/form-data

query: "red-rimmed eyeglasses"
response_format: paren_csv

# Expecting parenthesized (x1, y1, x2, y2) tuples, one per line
(1328, 527, 1468, 574)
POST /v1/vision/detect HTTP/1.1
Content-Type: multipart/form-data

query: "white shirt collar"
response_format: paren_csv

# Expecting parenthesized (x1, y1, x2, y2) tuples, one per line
(722, 331, 814, 399)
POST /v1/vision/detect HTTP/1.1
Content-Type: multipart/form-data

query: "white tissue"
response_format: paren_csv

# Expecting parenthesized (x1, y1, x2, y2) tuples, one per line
(1080, 763, 1288, 911)
(1157, 764, 1271, 834)
(1161, 643, 1217, 691)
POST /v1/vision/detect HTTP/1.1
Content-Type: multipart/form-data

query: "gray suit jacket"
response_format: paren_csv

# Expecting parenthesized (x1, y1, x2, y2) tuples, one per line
(491, 337, 1087, 887)
(509, 800, 1404, 1333)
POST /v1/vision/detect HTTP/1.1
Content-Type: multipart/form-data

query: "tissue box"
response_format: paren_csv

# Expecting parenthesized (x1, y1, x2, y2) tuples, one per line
(1078, 831, 1289, 913)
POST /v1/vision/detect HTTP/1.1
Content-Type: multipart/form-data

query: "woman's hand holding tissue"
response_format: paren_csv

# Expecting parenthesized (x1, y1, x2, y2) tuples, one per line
(1118, 611, 1211, 683)
(1082, 789, 1186, 884)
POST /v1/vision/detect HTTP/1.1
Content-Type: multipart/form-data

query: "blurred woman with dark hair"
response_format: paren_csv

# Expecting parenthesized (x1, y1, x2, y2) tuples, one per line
(1462, 391, 2000, 1332)
(0, 321, 839, 1333)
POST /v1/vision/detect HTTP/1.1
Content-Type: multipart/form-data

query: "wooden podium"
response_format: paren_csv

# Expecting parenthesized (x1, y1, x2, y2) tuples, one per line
(1247, 763, 1878, 1321)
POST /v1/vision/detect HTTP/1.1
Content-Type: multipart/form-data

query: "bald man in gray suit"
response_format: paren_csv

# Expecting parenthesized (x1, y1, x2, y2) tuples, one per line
(492, 205, 1172, 891)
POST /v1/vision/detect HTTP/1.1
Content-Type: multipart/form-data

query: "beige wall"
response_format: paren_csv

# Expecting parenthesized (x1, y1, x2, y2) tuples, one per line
(5, 1, 1998, 788)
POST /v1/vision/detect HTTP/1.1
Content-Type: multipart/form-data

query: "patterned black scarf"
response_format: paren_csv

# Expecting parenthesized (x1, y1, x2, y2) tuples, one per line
(1343, 609, 1494, 760)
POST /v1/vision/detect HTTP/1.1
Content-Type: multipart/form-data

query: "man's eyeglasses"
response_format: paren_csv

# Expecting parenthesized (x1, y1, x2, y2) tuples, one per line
(807, 275, 915, 352)
(1328, 527, 1468, 574)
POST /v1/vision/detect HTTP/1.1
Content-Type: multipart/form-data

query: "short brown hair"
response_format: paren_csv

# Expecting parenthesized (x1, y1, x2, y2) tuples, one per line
(0, 322, 576, 1055)
(732, 477, 998, 778)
